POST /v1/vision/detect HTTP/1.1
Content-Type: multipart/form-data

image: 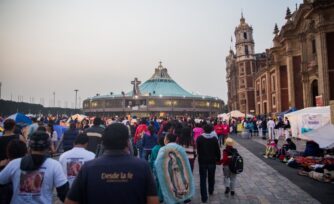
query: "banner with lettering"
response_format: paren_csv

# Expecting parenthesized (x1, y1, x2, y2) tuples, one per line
(301, 114, 325, 134)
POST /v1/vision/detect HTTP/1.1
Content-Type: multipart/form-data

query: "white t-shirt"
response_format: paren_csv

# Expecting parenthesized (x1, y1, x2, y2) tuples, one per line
(267, 120, 276, 129)
(59, 147, 95, 186)
(0, 157, 67, 204)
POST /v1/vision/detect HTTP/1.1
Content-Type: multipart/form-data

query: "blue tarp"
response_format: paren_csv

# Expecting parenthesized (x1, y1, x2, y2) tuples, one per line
(53, 125, 68, 140)
(7, 113, 32, 126)
(278, 107, 297, 117)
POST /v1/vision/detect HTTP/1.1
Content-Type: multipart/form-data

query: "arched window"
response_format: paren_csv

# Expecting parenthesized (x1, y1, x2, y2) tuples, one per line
(245, 45, 249, 55)
(244, 32, 247, 39)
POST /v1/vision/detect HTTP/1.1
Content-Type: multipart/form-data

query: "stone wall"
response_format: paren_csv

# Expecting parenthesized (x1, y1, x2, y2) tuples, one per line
(330, 100, 334, 125)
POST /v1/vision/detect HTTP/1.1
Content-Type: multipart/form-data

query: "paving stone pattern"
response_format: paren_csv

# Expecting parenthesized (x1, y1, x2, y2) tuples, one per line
(53, 140, 319, 204)
(190, 142, 320, 204)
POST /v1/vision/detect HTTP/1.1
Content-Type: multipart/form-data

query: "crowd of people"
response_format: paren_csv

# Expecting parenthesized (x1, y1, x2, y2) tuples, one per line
(0, 114, 243, 204)
(1, 112, 333, 203)
(230, 116, 291, 141)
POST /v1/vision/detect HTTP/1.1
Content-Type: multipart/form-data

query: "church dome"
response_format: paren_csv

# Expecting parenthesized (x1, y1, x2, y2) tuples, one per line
(130, 62, 195, 97)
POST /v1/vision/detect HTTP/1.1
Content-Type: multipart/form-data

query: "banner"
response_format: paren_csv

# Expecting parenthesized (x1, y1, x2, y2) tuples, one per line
(301, 114, 323, 134)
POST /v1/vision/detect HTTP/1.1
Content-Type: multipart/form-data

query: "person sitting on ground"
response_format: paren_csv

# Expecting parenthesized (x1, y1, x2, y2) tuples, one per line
(303, 141, 323, 157)
(264, 139, 278, 158)
(277, 138, 296, 161)
(285, 138, 296, 151)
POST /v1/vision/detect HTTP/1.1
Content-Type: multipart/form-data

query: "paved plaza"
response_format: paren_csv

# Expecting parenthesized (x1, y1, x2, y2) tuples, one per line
(54, 136, 332, 204)
(190, 141, 320, 204)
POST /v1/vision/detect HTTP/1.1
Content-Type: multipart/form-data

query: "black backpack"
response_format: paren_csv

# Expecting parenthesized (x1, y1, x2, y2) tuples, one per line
(228, 148, 243, 174)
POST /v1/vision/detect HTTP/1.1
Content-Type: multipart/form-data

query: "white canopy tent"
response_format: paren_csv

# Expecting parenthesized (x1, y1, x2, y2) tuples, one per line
(67, 114, 88, 123)
(301, 124, 334, 149)
(284, 106, 330, 138)
(217, 113, 228, 121)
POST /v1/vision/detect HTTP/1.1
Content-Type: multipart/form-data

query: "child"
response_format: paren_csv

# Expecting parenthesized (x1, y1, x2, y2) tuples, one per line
(221, 138, 237, 196)
(264, 139, 278, 158)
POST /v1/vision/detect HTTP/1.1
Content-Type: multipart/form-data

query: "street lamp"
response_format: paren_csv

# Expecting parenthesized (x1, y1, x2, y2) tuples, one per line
(74, 89, 79, 111)
(53, 91, 56, 107)
(121, 91, 125, 116)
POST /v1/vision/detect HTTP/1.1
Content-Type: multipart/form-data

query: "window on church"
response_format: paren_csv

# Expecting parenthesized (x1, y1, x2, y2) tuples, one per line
(312, 39, 316, 54)
(244, 32, 247, 39)
(262, 78, 266, 94)
(271, 75, 276, 91)
(272, 95, 276, 107)
(245, 45, 249, 55)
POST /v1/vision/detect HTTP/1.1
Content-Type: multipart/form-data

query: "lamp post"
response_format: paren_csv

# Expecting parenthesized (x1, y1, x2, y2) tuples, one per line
(121, 91, 125, 117)
(53, 91, 56, 107)
(74, 89, 79, 112)
(0, 81, 2, 99)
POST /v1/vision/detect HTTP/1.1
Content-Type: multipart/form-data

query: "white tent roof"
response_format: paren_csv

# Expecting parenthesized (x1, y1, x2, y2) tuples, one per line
(227, 110, 254, 118)
(284, 106, 330, 138)
(67, 114, 88, 123)
(285, 106, 330, 117)
(301, 124, 334, 149)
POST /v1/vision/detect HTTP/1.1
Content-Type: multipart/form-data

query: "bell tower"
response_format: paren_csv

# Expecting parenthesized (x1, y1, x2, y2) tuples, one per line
(235, 13, 255, 61)
(234, 13, 256, 114)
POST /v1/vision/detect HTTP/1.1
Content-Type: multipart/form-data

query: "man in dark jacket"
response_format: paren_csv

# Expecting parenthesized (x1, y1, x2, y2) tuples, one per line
(196, 124, 221, 203)
(62, 123, 79, 151)
(65, 123, 158, 204)
(84, 117, 104, 154)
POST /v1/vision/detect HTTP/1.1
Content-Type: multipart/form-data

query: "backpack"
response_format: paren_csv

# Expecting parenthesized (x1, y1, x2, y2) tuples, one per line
(228, 148, 243, 174)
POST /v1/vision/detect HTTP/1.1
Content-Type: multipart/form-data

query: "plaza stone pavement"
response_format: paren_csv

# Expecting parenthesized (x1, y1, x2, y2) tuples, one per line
(54, 141, 319, 204)
(190, 142, 319, 204)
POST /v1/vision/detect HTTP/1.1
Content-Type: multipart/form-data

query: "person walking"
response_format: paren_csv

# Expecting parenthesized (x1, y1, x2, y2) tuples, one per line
(134, 119, 148, 159)
(0, 131, 69, 204)
(142, 125, 158, 160)
(84, 117, 104, 154)
(149, 135, 165, 203)
(155, 133, 195, 204)
(196, 124, 221, 203)
(61, 123, 79, 152)
(178, 126, 196, 172)
(59, 133, 95, 186)
(0, 119, 25, 170)
(65, 123, 158, 204)
(214, 121, 224, 147)
(221, 138, 238, 196)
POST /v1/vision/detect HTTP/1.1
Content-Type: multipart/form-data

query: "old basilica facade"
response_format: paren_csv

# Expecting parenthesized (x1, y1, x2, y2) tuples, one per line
(226, 0, 334, 115)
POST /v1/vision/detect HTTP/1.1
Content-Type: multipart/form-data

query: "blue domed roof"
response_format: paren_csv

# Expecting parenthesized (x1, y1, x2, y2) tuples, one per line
(132, 63, 193, 97)
(90, 62, 218, 100)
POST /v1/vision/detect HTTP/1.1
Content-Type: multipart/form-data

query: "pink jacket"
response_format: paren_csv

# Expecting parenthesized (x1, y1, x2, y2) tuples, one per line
(193, 127, 204, 142)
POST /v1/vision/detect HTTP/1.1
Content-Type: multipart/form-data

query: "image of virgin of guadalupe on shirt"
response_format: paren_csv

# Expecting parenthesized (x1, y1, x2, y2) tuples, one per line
(167, 151, 189, 198)
(66, 158, 84, 178)
(19, 170, 45, 195)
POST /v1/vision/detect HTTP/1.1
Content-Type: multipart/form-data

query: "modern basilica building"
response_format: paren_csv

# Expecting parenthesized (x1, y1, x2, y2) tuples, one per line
(83, 62, 224, 117)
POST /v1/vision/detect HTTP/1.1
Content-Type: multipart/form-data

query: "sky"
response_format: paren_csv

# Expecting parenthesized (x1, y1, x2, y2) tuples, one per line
(0, 0, 302, 108)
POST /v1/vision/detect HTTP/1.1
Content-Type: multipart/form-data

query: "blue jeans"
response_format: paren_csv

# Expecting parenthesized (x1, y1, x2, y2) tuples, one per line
(199, 164, 216, 202)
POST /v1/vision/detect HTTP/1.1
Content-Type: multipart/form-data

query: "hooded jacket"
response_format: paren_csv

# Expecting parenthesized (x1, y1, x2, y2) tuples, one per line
(196, 131, 220, 165)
